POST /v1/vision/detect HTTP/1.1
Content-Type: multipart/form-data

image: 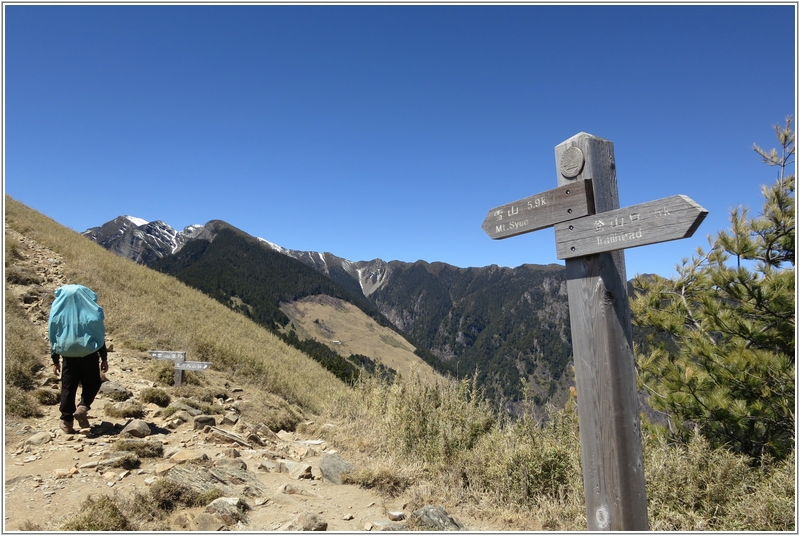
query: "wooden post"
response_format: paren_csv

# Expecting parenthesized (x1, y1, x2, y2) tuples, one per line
(555, 133, 648, 530)
(482, 132, 706, 530)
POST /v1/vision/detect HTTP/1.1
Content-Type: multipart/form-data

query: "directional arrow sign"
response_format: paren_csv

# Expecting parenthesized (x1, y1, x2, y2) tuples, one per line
(149, 351, 186, 362)
(174, 361, 212, 371)
(554, 194, 707, 259)
(482, 180, 594, 239)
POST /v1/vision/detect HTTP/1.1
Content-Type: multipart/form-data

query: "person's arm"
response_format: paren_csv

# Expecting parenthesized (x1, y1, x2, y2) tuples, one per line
(99, 344, 108, 372)
(52, 352, 61, 376)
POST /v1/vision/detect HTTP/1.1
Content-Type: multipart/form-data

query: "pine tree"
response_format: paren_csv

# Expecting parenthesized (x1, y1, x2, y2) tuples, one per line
(632, 118, 795, 461)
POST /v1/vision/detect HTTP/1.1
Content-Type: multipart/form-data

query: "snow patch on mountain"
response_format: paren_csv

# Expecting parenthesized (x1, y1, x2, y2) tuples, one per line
(124, 216, 149, 227)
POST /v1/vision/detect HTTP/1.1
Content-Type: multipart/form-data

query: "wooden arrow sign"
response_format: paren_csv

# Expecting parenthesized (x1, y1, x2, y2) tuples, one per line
(482, 180, 594, 239)
(149, 350, 186, 362)
(554, 194, 707, 259)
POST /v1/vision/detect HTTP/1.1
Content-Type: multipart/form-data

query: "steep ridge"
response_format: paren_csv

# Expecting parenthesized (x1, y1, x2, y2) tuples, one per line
(365, 261, 573, 408)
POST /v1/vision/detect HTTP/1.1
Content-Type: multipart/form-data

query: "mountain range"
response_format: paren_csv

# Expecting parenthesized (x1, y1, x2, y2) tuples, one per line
(84, 216, 576, 410)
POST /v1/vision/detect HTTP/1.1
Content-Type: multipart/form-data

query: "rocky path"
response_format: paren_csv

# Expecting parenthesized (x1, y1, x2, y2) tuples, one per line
(4, 392, 434, 531)
(4, 225, 502, 531)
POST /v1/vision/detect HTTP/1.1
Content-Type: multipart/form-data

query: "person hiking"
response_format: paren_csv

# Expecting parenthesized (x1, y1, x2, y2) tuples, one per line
(48, 284, 109, 434)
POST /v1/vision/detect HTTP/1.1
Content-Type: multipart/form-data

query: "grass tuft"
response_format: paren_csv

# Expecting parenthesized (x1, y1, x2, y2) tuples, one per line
(61, 495, 133, 531)
(341, 467, 412, 497)
(113, 439, 164, 458)
(32, 389, 60, 405)
(104, 401, 145, 419)
(140, 387, 171, 407)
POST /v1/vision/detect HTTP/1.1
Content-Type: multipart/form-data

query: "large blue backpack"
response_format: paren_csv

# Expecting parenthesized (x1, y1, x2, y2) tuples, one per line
(48, 284, 105, 357)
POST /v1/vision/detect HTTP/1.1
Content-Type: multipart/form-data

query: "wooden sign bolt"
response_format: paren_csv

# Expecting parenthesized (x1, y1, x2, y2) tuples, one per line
(482, 132, 707, 531)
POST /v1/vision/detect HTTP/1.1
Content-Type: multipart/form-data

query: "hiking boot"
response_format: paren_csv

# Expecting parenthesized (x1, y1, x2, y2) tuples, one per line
(60, 421, 76, 434)
(74, 406, 90, 429)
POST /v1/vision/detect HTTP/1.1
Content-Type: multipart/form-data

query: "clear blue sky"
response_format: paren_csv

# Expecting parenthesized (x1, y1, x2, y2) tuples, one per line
(4, 4, 796, 277)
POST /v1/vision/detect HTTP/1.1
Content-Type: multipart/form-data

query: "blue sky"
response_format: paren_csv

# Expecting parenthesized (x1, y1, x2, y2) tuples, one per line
(4, 4, 796, 277)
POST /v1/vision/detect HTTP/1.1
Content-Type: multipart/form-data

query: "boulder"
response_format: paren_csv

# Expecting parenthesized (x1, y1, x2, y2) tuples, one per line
(154, 462, 176, 475)
(120, 419, 151, 438)
(319, 452, 355, 485)
(24, 432, 52, 446)
(283, 511, 328, 531)
(257, 459, 277, 472)
(173, 512, 225, 531)
(193, 414, 216, 430)
(169, 402, 202, 416)
(221, 412, 239, 425)
(99, 381, 131, 400)
(214, 458, 247, 470)
(278, 460, 313, 480)
(409, 505, 465, 531)
(170, 450, 209, 464)
(367, 520, 406, 531)
(205, 496, 249, 524)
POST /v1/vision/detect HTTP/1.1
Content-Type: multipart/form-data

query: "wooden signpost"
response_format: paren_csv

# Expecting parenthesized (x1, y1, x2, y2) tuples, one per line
(482, 132, 707, 531)
(149, 350, 211, 386)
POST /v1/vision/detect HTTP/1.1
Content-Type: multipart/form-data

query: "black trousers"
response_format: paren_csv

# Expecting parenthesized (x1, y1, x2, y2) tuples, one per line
(59, 355, 101, 423)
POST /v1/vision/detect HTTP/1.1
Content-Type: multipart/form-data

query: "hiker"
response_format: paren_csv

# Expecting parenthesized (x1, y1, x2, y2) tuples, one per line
(48, 284, 109, 434)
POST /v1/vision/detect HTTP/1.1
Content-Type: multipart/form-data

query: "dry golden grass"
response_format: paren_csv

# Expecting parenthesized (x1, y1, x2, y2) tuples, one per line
(317, 373, 795, 531)
(5, 195, 347, 414)
(281, 295, 439, 383)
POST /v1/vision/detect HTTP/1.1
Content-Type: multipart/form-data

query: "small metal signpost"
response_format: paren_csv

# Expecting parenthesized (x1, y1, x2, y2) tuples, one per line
(482, 132, 707, 531)
(149, 350, 211, 386)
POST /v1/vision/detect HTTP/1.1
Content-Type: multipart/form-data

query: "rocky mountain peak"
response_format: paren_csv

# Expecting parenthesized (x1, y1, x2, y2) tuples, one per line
(82, 218, 215, 266)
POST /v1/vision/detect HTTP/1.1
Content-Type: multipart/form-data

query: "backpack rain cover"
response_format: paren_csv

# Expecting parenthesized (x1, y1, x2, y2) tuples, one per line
(48, 284, 105, 357)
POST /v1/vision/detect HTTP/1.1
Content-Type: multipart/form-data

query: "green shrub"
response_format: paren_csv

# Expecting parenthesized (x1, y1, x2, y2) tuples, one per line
(147, 361, 177, 386)
(633, 121, 795, 461)
(106, 389, 132, 402)
(140, 387, 171, 407)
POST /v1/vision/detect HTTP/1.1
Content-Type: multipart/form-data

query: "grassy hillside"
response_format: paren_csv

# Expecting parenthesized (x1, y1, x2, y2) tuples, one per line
(280, 295, 439, 383)
(5, 195, 346, 413)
